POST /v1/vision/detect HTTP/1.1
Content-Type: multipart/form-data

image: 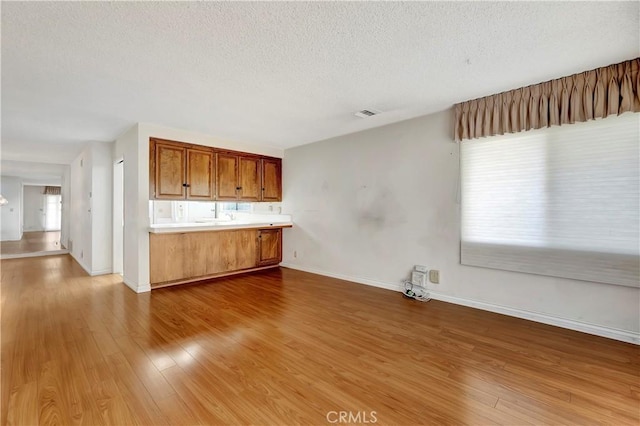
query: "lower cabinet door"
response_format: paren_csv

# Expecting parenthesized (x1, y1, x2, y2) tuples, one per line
(257, 228, 282, 266)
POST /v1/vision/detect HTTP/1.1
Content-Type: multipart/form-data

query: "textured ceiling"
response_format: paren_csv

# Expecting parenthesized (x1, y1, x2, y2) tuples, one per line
(1, 160, 66, 185)
(2, 1, 639, 163)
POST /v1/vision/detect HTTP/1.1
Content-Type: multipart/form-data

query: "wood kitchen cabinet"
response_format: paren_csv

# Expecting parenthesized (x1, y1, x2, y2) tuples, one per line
(216, 153, 262, 201)
(261, 158, 282, 201)
(149, 229, 257, 286)
(149, 226, 286, 287)
(151, 139, 215, 201)
(150, 138, 282, 202)
(257, 228, 282, 266)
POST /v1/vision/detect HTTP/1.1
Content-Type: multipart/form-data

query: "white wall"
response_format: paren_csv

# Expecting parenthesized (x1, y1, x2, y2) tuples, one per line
(281, 110, 640, 343)
(23, 185, 46, 231)
(69, 142, 113, 275)
(0, 176, 23, 241)
(70, 148, 91, 269)
(90, 142, 113, 274)
(114, 122, 284, 293)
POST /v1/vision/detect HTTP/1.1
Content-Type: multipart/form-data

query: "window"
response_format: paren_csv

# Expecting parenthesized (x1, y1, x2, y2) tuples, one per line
(461, 113, 639, 287)
(44, 194, 62, 231)
(217, 202, 251, 214)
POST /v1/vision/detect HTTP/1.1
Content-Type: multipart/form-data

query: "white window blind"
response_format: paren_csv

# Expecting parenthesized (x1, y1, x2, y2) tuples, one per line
(461, 113, 640, 288)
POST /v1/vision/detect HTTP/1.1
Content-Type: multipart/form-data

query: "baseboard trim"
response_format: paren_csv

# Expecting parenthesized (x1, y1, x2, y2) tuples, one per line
(280, 263, 639, 345)
(69, 255, 114, 277)
(428, 292, 639, 345)
(280, 263, 403, 292)
(90, 267, 112, 276)
(1, 249, 69, 260)
(122, 277, 151, 294)
(136, 284, 152, 293)
(70, 253, 92, 276)
(151, 265, 280, 290)
(123, 278, 138, 293)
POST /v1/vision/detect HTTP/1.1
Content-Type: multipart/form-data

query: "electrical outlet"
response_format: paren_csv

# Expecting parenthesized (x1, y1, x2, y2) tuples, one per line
(293, 250, 297, 258)
(429, 269, 440, 284)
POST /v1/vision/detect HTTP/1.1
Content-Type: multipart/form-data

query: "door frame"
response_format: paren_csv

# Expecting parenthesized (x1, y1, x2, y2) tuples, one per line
(113, 158, 124, 276)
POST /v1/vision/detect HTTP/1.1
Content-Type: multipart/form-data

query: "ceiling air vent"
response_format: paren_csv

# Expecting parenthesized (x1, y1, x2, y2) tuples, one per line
(354, 109, 381, 118)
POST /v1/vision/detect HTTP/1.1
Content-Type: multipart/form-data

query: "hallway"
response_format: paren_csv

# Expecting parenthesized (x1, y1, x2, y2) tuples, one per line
(0, 231, 65, 258)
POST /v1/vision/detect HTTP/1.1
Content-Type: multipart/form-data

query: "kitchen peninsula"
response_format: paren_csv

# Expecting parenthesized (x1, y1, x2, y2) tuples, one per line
(149, 219, 291, 288)
(148, 137, 289, 289)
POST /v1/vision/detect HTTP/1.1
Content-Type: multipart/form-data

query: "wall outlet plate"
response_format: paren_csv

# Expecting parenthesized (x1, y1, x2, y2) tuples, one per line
(429, 269, 440, 284)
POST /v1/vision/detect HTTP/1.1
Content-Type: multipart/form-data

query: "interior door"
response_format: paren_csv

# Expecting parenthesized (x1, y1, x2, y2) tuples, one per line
(113, 159, 124, 276)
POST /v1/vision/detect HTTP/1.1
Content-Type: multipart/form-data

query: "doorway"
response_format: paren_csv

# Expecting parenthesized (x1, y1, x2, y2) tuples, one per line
(0, 184, 65, 258)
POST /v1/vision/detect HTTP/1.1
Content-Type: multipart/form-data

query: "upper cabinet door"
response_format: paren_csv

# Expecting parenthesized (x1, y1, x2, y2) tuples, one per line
(216, 153, 239, 200)
(154, 142, 186, 199)
(186, 148, 215, 201)
(261, 158, 282, 201)
(238, 156, 261, 201)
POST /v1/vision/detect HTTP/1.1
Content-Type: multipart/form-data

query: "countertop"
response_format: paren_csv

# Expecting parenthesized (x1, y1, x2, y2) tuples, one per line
(149, 221, 293, 234)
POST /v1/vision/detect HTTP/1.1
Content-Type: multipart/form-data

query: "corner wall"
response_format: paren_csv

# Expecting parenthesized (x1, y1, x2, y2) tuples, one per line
(69, 142, 113, 275)
(281, 109, 640, 343)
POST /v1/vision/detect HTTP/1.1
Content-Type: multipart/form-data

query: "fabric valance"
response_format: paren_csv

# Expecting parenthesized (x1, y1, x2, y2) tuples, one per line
(44, 186, 61, 195)
(454, 58, 640, 142)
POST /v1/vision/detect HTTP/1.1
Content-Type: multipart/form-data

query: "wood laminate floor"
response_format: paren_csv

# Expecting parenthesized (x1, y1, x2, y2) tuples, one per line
(1, 231, 64, 256)
(1, 255, 639, 425)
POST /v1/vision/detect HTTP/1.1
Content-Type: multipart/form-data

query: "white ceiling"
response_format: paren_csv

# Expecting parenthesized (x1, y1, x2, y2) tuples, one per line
(2, 2, 638, 163)
(1, 160, 66, 185)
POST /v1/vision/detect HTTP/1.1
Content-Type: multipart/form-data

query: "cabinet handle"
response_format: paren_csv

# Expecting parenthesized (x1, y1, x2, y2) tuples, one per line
(182, 183, 190, 187)
(236, 186, 242, 190)
(262, 187, 265, 191)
